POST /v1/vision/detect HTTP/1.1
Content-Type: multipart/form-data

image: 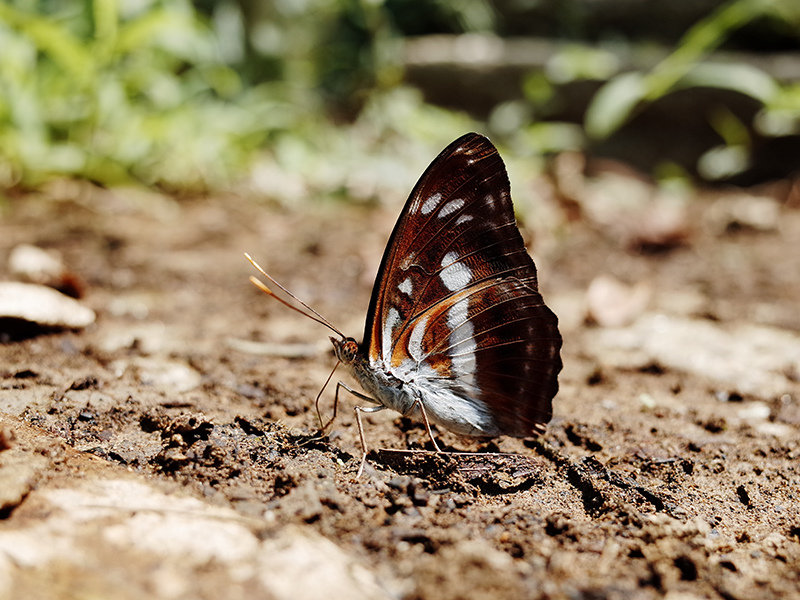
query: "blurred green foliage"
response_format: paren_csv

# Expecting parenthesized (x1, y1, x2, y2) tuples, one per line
(586, 0, 788, 139)
(1, 0, 799, 192)
(0, 0, 488, 192)
(585, 0, 800, 180)
(0, 0, 286, 190)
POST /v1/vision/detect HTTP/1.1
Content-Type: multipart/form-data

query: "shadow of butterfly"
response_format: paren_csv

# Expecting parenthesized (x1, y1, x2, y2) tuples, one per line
(248, 133, 562, 477)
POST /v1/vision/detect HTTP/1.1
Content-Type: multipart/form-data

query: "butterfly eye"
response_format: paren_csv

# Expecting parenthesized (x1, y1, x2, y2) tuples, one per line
(343, 339, 359, 361)
(331, 337, 359, 363)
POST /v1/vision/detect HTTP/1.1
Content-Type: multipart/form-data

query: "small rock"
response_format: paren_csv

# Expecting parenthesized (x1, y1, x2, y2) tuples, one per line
(8, 244, 64, 283)
(0, 282, 95, 330)
(8, 244, 84, 298)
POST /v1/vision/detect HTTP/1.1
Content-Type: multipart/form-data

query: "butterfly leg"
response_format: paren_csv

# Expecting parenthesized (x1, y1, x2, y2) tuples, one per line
(413, 397, 441, 453)
(354, 404, 387, 478)
(334, 381, 385, 478)
(316, 376, 375, 434)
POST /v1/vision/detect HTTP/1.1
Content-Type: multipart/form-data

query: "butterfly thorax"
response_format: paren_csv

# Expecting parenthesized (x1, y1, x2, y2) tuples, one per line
(329, 336, 417, 415)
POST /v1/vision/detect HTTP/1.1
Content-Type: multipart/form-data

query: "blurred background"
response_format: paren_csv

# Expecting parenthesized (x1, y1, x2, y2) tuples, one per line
(1, 0, 800, 199)
(3, 6, 800, 599)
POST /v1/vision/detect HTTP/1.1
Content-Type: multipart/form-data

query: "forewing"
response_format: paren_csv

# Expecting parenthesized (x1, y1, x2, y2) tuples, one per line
(363, 132, 562, 435)
(364, 134, 532, 355)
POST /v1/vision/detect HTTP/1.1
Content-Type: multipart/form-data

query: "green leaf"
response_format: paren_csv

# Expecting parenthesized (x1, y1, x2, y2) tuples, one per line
(0, 3, 94, 83)
(585, 72, 647, 140)
(92, 0, 119, 61)
(643, 0, 767, 99)
(679, 63, 779, 103)
(116, 9, 214, 62)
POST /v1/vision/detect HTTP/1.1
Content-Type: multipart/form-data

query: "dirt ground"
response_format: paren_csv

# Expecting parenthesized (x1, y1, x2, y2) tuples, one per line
(0, 170, 799, 600)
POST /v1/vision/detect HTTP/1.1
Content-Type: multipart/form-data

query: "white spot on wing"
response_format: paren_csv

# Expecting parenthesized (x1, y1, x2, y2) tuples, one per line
(382, 307, 400, 365)
(438, 198, 464, 218)
(408, 315, 429, 363)
(441, 251, 458, 268)
(448, 299, 476, 382)
(484, 194, 495, 209)
(421, 192, 442, 215)
(447, 297, 469, 330)
(455, 214, 473, 226)
(440, 252, 472, 292)
(398, 277, 413, 296)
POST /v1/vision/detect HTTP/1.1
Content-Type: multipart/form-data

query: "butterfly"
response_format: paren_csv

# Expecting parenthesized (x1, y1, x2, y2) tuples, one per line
(248, 133, 562, 477)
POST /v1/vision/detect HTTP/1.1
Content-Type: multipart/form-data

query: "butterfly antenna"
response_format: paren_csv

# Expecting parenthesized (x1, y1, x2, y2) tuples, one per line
(245, 253, 345, 338)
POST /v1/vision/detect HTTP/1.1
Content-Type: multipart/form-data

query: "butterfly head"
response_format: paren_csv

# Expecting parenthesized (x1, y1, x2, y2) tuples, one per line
(330, 336, 360, 365)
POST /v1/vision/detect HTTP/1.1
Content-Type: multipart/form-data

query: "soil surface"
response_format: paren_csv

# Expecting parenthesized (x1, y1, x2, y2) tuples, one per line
(0, 175, 799, 600)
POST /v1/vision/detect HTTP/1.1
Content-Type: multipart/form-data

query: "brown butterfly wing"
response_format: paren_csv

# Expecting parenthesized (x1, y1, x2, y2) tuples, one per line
(362, 133, 561, 436)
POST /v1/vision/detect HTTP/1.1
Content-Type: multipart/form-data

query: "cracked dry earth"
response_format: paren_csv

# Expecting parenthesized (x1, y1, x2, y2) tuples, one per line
(0, 184, 799, 600)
